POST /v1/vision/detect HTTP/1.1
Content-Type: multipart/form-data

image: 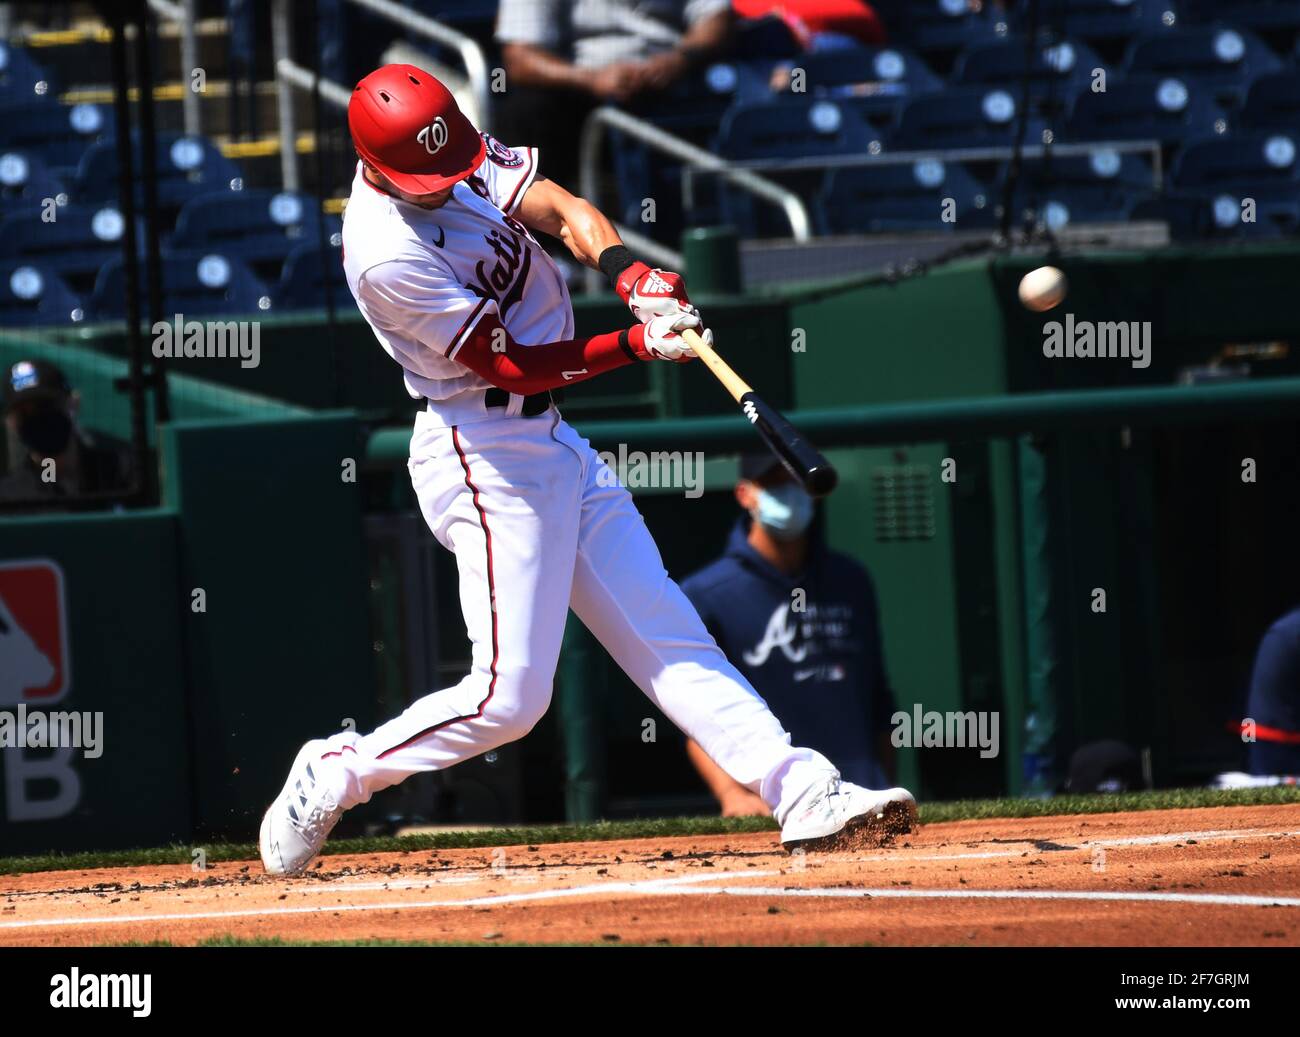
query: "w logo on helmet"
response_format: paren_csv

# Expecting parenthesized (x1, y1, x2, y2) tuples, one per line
(417, 117, 449, 155)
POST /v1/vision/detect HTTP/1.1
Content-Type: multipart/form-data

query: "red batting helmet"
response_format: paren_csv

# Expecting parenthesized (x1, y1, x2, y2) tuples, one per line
(348, 64, 486, 194)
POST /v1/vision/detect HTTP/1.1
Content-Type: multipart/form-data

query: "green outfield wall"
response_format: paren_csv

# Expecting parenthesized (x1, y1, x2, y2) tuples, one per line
(3, 241, 1300, 850)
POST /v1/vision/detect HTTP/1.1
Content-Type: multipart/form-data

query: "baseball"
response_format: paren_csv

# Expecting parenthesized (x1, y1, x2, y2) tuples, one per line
(1019, 265, 1067, 312)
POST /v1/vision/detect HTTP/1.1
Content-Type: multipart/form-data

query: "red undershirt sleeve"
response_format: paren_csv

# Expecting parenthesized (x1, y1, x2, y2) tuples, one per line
(449, 313, 648, 394)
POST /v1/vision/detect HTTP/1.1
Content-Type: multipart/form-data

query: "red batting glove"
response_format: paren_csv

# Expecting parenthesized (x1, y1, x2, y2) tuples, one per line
(615, 262, 696, 325)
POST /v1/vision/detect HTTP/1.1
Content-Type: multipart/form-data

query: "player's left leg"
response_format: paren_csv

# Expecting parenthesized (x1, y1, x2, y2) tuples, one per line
(560, 424, 914, 840)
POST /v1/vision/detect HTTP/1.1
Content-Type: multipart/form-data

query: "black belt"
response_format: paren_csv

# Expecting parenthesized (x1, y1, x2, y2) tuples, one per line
(484, 387, 555, 417)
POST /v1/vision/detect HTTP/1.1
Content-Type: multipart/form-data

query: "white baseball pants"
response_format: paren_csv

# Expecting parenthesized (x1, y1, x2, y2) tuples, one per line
(324, 397, 838, 824)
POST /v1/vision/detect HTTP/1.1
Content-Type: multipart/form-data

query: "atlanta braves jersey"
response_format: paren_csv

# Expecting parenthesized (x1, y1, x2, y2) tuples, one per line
(341, 133, 575, 402)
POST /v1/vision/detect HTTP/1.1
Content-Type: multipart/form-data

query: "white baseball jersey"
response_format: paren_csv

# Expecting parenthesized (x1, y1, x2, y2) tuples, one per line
(307, 127, 846, 833)
(341, 133, 575, 402)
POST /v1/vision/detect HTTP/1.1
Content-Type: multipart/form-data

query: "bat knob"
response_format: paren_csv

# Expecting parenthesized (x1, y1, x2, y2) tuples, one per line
(807, 464, 839, 499)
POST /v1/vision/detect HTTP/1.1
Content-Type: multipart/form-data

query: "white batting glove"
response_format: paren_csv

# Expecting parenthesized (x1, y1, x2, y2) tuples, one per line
(639, 311, 709, 363)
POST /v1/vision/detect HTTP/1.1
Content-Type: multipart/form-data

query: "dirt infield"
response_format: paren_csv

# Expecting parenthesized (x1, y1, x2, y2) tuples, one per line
(2, 804, 1298, 946)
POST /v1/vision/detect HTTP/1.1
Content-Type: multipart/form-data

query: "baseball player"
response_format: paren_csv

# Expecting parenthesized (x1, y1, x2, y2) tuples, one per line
(259, 64, 915, 876)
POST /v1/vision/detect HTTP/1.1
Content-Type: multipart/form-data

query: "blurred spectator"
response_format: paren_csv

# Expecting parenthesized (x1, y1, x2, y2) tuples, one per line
(495, 0, 735, 188)
(733, 0, 887, 51)
(0, 359, 132, 508)
(1241, 606, 1300, 777)
(679, 454, 896, 816)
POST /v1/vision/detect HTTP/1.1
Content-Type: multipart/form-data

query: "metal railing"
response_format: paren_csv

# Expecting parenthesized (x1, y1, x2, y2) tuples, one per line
(145, 0, 200, 136)
(271, 0, 492, 192)
(348, 0, 492, 124)
(681, 139, 1164, 215)
(579, 105, 812, 292)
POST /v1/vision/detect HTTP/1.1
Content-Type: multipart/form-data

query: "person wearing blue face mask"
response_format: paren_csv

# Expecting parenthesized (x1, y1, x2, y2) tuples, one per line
(680, 454, 897, 816)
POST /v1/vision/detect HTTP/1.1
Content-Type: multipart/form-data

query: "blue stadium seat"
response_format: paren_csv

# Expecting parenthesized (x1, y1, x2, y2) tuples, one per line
(631, 63, 772, 141)
(171, 190, 342, 281)
(0, 205, 141, 292)
(1128, 193, 1212, 239)
(999, 148, 1155, 194)
(996, 150, 1155, 230)
(1181, 0, 1300, 36)
(952, 37, 1107, 112)
(92, 250, 271, 319)
(870, 0, 1004, 56)
(1124, 25, 1284, 108)
(276, 242, 352, 311)
(1167, 130, 1300, 237)
(714, 97, 878, 238)
(0, 150, 69, 216)
(1065, 74, 1228, 145)
(1013, 0, 1176, 46)
(1239, 72, 1300, 130)
(1134, 190, 1298, 239)
(0, 42, 56, 100)
(717, 96, 877, 159)
(0, 262, 83, 326)
(75, 134, 242, 209)
(817, 158, 995, 234)
(0, 100, 114, 177)
(789, 44, 943, 96)
(768, 46, 943, 126)
(892, 86, 1048, 150)
(1171, 130, 1300, 192)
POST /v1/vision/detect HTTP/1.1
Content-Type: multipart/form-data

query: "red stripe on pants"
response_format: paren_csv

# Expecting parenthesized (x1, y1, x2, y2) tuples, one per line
(376, 426, 500, 758)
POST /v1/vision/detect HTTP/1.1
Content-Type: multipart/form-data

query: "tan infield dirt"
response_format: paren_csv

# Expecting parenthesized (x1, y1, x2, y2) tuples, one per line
(1, 804, 1298, 946)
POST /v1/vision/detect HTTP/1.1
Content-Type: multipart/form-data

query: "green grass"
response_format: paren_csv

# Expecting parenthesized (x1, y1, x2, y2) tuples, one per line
(111, 935, 654, 948)
(3, 785, 1296, 877)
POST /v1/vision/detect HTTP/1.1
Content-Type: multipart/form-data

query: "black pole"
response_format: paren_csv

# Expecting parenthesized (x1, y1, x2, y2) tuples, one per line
(310, 0, 343, 407)
(106, 2, 150, 506)
(998, 0, 1041, 243)
(131, 0, 170, 426)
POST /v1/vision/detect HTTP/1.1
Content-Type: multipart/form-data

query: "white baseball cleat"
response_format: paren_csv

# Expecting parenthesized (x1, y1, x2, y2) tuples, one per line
(259, 740, 345, 876)
(779, 779, 916, 852)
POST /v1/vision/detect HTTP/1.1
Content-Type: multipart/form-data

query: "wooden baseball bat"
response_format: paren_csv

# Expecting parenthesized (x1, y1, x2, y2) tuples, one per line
(681, 328, 839, 498)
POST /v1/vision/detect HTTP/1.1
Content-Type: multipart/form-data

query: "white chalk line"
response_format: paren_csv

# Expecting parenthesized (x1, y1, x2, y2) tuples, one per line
(889, 827, 1300, 864)
(0, 870, 767, 931)
(4, 870, 1299, 932)
(2, 824, 1297, 933)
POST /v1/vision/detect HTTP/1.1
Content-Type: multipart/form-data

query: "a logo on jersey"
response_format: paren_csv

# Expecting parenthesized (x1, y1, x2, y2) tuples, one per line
(417, 117, 449, 155)
(743, 604, 808, 667)
(430, 226, 445, 248)
(0, 559, 71, 706)
(481, 132, 524, 169)
(466, 225, 532, 317)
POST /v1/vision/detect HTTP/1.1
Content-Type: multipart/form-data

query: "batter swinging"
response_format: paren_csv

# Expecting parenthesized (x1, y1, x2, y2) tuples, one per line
(259, 65, 916, 875)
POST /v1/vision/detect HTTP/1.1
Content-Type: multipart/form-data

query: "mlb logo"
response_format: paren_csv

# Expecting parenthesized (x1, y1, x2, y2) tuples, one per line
(0, 559, 70, 705)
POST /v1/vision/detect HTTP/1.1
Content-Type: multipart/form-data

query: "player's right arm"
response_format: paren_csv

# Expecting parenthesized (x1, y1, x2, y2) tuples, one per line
(357, 261, 702, 396)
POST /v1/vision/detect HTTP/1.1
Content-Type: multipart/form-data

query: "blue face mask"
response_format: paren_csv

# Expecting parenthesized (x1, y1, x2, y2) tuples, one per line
(752, 482, 815, 541)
